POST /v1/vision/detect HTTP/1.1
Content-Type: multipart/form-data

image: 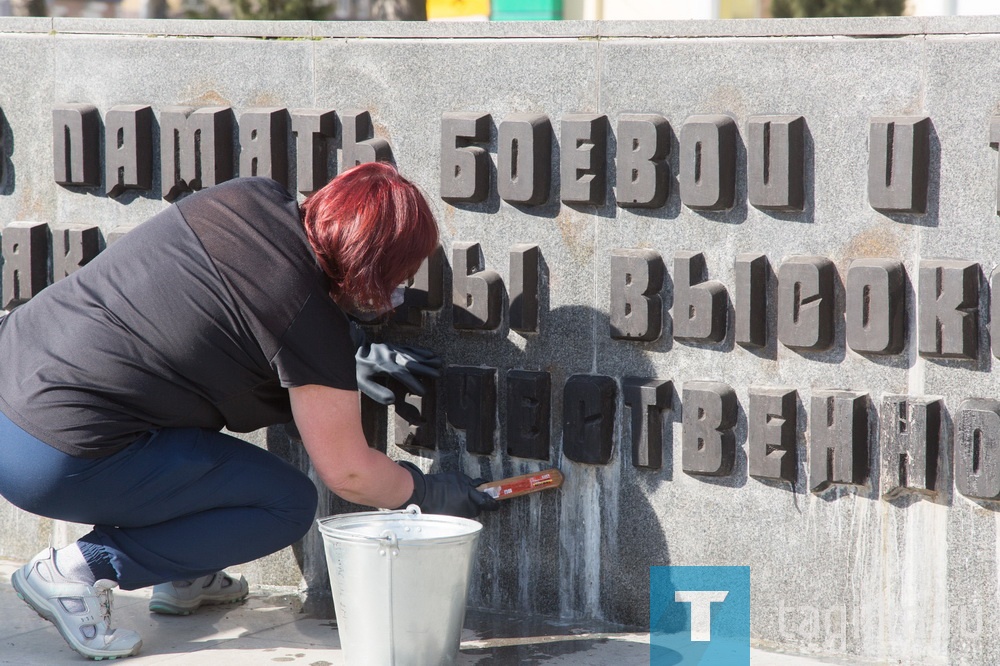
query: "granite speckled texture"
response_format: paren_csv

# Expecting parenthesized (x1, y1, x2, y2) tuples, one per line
(1, 17, 1000, 664)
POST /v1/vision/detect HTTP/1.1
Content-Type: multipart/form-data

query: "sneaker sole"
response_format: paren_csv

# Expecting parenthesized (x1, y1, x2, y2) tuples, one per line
(148, 590, 249, 616)
(11, 570, 142, 661)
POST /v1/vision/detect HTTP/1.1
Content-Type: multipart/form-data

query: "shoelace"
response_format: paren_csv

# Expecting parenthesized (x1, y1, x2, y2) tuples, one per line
(97, 587, 114, 632)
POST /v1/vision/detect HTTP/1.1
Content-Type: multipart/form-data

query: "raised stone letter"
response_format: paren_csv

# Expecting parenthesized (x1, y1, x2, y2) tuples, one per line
(992, 267, 1000, 359)
(955, 399, 1000, 500)
(748, 387, 797, 482)
(990, 117, 1000, 215)
(452, 242, 502, 330)
(53, 225, 99, 281)
(497, 114, 551, 205)
(616, 114, 669, 209)
(160, 106, 234, 201)
(881, 396, 941, 498)
(609, 249, 663, 341)
(393, 245, 444, 328)
(747, 115, 804, 212)
(446, 366, 496, 455)
(440, 112, 490, 204)
(561, 114, 607, 205)
(507, 370, 550, 460)
(239, 108, 288, 187)
(682, 381, 737, 476)
(341, 110, 392, 168)
(290, 109, 335, 195)
(105, 226, 136, 246)
(105, 105, 153, 197)
(735, 253, 768, 348)
(563, 375, 616, 465)
(777, 256, 835, 351)
(623, 378, 672, 470)
(673, 251, 727, 343)
(918, 260, 978, 359)
(510, 244, 539, 333)
(846, 259, 905, 355)
(868, 116, 930, 214)
(809, 390, 868, 491)
(679, 115, 737, 211)
(53, 104, 99, 186)
(394, 376, 436, 451)
(2, 222, 48, 309)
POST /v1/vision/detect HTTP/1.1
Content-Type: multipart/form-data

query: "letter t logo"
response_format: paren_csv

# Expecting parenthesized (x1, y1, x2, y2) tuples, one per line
(674, 590, 729, 641)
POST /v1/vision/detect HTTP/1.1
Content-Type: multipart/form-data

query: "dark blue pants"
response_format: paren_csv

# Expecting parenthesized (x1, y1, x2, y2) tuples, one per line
(0, 411, 318, 590)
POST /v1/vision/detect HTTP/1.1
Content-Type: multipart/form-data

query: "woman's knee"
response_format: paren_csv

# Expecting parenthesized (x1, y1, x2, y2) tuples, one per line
(276, 471, 319, 541)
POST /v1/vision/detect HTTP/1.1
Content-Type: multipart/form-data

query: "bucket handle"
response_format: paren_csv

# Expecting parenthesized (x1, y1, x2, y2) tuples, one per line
(377, 529, 400, 557)
(375, 505, 419, 557)
(377, 503, 422, 517)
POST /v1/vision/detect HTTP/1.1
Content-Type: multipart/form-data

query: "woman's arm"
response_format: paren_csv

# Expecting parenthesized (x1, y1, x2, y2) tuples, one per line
(288, 383, 414, 509)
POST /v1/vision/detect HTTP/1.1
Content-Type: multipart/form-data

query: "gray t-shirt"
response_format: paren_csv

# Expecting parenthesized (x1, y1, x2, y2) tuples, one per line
(0, 177, 357, 458)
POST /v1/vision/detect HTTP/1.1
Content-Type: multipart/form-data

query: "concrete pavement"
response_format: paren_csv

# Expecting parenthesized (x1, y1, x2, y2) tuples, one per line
(0, 559, 849, 665)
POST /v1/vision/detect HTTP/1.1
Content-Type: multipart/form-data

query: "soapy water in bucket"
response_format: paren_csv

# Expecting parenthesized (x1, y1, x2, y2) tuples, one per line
(317, 506, 482, 666)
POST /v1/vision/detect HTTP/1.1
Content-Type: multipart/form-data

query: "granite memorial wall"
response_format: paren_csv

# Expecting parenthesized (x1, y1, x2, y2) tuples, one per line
(1, 16, 1000, 662)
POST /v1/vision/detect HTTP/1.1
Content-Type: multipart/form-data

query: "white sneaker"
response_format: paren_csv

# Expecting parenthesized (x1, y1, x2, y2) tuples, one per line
(11, 548, 142, 660)
(148, 572, 249, 615)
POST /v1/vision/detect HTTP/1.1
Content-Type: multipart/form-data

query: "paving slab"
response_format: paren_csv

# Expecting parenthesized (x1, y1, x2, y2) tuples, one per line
(0, 558, 851, 665)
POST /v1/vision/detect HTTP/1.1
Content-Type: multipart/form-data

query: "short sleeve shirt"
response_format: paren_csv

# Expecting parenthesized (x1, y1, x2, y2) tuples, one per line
(0, 178, 357, 458)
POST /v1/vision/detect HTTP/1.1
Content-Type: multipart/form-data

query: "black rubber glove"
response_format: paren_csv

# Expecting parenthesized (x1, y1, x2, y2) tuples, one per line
(352, 324, 443, 405)
(397, 461, 500, 518)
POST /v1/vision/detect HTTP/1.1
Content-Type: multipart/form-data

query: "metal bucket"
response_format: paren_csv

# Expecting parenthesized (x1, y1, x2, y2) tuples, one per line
(316, 505, 482, 665)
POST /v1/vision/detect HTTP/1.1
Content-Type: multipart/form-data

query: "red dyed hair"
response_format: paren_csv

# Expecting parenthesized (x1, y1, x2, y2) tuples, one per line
(301, 162, 438, 314)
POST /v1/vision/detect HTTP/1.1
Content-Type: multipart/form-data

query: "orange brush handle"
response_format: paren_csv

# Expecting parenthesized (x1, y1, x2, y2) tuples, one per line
(477, 469, 564, 500)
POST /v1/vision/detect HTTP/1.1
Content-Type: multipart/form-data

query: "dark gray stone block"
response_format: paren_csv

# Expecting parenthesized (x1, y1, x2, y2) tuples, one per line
(52, 104, 100, 187)
(682, 381, 737, 476)
(2, 221, 48, 310)
(679, 114, 737, 211)
(393, 245, 444, 328)
(609, 248, 663, 341)
(615, 113, 669, 209)
(53, 224, 99, 281)
(845, 259, 906, 355)
(452, 241, 502, 330)
(868, 116, 930, 214)
(748, 387, 797, 482)
(239, 108, 289, 188)
(777, 256, 835, 351)
(955, 399, 1000, 501)
(623, 377, 672, 470)
(563, 374, 616, 465)
(809, 390, 869, 492)
(290, 109, 335, 195)
(393, 376, 436, 452)
(509, 244, 539, 333)
(880, 395, 941, 499)
(506, 369, 550, 460)
(497, 113, 551, 205)
(445, 366, 496, 456)
(440, 112, 491, 204)
(991, 116, 1000, 216)
(105, 105, 153, 198)
(560, 113, 607, 205)
(734, 253, 768, 348)
(341, 109, 392, 168)
(747, 115, 804, 212)
(160, 106, 234, 201)
(672, 251, 727, 343)
(918, 259, 979, 360)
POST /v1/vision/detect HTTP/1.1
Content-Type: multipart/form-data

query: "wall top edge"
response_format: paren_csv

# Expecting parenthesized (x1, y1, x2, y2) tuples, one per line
(0, 15, 996, 40)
